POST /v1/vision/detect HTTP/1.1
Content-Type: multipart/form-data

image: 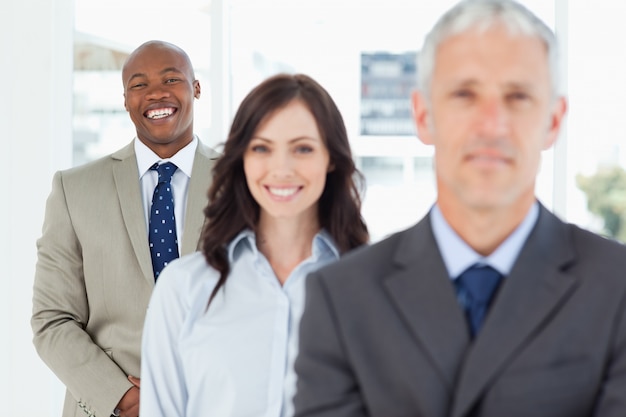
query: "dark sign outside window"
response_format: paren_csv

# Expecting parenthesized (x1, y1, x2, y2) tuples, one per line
(360, 52, 418, 136)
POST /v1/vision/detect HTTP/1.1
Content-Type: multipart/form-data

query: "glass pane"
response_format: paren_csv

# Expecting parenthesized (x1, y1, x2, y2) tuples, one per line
(73, 0, 212, 165)
(567, 1, 626, 242)
(73, 0, 560, 243)
(229, 0, 556, 241)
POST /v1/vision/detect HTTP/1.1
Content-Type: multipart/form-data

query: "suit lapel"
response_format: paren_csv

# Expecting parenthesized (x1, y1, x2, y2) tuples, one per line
(181, 141, 219, 255)
(111, 140, 219, 283)
(452, 206, 579, 417)
(111, 143, 155, 284)
(383, 216, 471, 391)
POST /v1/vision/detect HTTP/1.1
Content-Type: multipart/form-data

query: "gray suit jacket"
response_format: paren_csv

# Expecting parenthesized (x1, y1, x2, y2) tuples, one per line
(31, 140, 219, 417)
(294, 205, 626, 417)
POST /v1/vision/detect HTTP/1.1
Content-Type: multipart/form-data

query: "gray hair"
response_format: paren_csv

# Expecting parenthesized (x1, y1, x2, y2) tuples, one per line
(417, 0, 560, 97)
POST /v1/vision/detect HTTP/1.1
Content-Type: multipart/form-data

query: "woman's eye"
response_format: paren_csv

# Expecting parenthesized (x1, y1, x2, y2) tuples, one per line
(295, 146, 314, 154)
(250, 145, 269, 153)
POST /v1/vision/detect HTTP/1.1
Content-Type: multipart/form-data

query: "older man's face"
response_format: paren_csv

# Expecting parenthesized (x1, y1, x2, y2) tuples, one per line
(413, 25, 566, 214)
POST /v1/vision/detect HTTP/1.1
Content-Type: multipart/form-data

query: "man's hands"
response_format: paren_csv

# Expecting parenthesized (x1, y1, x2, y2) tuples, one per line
(115, 376, 141, 417)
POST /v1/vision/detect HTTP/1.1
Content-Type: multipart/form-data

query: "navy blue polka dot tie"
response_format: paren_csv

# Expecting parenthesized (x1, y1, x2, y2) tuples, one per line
(149, 162, 179, 280)
(455, 264, 503, 337)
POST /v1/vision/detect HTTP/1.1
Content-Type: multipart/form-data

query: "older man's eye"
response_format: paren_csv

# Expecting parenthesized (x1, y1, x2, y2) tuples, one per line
(452, 89, 474, 99)
(507, 91, 530, 101)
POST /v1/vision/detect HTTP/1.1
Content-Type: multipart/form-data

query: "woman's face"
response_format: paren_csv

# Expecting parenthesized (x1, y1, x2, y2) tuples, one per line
(243, 99, 331, 225)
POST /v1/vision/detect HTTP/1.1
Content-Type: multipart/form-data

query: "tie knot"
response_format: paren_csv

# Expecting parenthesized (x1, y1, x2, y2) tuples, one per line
(151, 162, 178, 184)
(457, 264, 503, 304)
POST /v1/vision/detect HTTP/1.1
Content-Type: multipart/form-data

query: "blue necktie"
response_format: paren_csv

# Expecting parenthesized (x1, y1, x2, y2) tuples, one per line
(149, 162, 179, 280)
(455, 264, 503, 337)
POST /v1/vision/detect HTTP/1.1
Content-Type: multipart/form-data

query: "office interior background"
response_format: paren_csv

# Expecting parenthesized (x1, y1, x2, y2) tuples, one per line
(2, 0, 626, 415)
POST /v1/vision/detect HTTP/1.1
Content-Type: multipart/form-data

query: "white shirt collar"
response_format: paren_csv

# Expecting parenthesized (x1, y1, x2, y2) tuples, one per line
(135, 135, 198, 179)
(430, 202, 539, 279)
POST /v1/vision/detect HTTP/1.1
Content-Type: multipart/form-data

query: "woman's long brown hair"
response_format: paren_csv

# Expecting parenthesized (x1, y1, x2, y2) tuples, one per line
(201, 73, 369, 306)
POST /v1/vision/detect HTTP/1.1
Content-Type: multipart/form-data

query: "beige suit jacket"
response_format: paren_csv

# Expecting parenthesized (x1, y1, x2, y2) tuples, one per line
(31, 140, 219, 417)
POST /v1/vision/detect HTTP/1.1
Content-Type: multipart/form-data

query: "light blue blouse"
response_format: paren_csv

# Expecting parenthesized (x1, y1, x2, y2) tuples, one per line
(140, 229, 339, 417)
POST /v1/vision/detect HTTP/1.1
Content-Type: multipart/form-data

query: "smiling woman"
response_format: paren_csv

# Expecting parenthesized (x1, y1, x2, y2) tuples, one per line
(139, 73, 369, 417)
(244, 100, 331, 231)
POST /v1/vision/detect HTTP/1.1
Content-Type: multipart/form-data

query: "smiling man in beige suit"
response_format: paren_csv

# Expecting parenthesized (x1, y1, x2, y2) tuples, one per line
(31, 40, 219, 417)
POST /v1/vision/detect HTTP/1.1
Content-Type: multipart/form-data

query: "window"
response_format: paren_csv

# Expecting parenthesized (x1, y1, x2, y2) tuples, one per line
(77, 1, 624, 243)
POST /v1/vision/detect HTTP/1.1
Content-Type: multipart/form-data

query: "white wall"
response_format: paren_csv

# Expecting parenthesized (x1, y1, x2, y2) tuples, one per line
(0, 0, 73, 415)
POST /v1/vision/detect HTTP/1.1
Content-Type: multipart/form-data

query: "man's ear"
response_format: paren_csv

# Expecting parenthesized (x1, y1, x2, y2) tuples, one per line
(194, 80, 201, 99)
(123, 93, 128, 112)
(412, 90, 434, 145)
(543, 96, 567, 150)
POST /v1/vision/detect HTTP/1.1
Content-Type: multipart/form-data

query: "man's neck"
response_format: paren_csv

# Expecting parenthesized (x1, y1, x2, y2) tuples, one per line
(438, 197, 535, 256)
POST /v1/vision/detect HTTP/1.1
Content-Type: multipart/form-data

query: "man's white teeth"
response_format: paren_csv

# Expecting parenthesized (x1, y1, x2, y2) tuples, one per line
(269, 187, 297, 197)
(146, 108, 174, 119)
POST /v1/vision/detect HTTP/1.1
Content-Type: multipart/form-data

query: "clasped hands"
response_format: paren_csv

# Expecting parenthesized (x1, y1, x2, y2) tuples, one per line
(114, 375, 140, 417)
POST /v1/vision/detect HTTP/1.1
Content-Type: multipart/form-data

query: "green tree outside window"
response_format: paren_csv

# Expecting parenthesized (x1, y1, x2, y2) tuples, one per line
(577, 166, 626, 243)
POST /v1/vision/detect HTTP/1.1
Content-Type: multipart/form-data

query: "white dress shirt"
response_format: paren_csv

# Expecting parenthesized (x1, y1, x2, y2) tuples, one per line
(430, 201, 539, 279)
(135, 136, 198, 251)
(140, 229, 339, 417)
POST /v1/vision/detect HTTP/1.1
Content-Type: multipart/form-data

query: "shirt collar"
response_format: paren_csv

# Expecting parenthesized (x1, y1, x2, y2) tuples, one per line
(135, 135, 198, 179)
(227, 228, 340, 264)
(430, 202, 539, 279)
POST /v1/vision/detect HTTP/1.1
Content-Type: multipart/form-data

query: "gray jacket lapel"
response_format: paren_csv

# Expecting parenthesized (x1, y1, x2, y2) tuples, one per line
(111, 143, 154, 284)
(452, 205, 579, 417)
(383, 216, 471, 391)
(181, 140, 220, 255)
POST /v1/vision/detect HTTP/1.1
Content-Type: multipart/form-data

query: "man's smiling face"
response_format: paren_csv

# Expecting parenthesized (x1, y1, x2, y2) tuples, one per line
(122, 41, 200, 158)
